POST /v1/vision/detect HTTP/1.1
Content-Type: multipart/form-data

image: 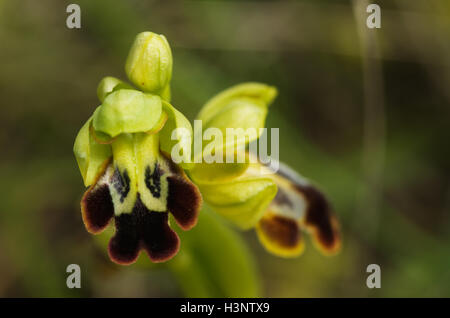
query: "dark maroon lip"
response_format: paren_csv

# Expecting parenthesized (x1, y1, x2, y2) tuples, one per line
(80, 158, 202, 265)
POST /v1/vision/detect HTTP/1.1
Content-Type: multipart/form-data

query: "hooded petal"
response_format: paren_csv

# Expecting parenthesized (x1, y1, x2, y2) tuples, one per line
(93, 89, 162, 138)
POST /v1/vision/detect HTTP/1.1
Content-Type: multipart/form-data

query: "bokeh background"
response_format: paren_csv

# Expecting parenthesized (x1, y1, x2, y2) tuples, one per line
(0, 0, 449, 297)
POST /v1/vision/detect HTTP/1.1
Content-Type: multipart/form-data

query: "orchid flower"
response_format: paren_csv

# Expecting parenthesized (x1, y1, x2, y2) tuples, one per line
(74, 32, 201, 265)
(188, 83, 341, 257)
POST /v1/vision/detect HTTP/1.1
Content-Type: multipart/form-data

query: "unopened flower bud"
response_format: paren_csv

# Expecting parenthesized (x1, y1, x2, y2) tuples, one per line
(125, 32, 173, 95)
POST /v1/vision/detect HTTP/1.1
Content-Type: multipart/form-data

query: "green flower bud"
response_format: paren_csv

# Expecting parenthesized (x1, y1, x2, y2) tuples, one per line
(125, 32, 173, 95)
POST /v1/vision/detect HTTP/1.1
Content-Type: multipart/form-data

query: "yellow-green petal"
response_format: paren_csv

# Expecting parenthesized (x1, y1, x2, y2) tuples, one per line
(93, 89, 162, 137)
(97, 76, 134, 103)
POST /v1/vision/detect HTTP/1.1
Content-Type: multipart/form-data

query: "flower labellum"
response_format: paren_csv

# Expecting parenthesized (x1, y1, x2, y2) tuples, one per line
(252, 161, 341, 257)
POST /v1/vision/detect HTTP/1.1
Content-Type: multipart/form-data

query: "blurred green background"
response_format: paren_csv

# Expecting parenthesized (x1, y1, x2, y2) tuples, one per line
(0, 0, 449, 297)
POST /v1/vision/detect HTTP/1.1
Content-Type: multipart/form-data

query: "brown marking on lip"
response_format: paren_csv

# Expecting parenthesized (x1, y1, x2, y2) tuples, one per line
(145, 164, 162, 198)
(167, 175, 202, 231)
(294, 184, 341, 253)
(80, 159, 114, 234)
(107, 195, 180, 265)
(157, 151, 203, 231)
(81, 184, 114, 234)
(258, 214, 301, 249)
(111, 167, 131, 203)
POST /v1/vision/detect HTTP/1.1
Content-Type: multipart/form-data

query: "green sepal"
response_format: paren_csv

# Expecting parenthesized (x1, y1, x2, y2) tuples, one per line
(188, 153, 249, 184)
(197, 177, 277, 229)
(159, 100, 194, 170)
(73, 113, 112, 187)
(203, 97, 268, 150)
(197, 82, 277, 125)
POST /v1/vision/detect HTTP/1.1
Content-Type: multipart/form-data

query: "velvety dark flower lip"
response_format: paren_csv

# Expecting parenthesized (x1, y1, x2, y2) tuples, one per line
(167, 174, 202, 230)
(254, 160, 341, 257)
(80, 154, 202, 265)
(108, 195, 180, 264)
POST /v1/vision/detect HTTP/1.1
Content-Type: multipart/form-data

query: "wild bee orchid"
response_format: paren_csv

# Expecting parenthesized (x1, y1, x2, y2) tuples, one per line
(74, 32, 201, 265)
(188, 83, 341, 257)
